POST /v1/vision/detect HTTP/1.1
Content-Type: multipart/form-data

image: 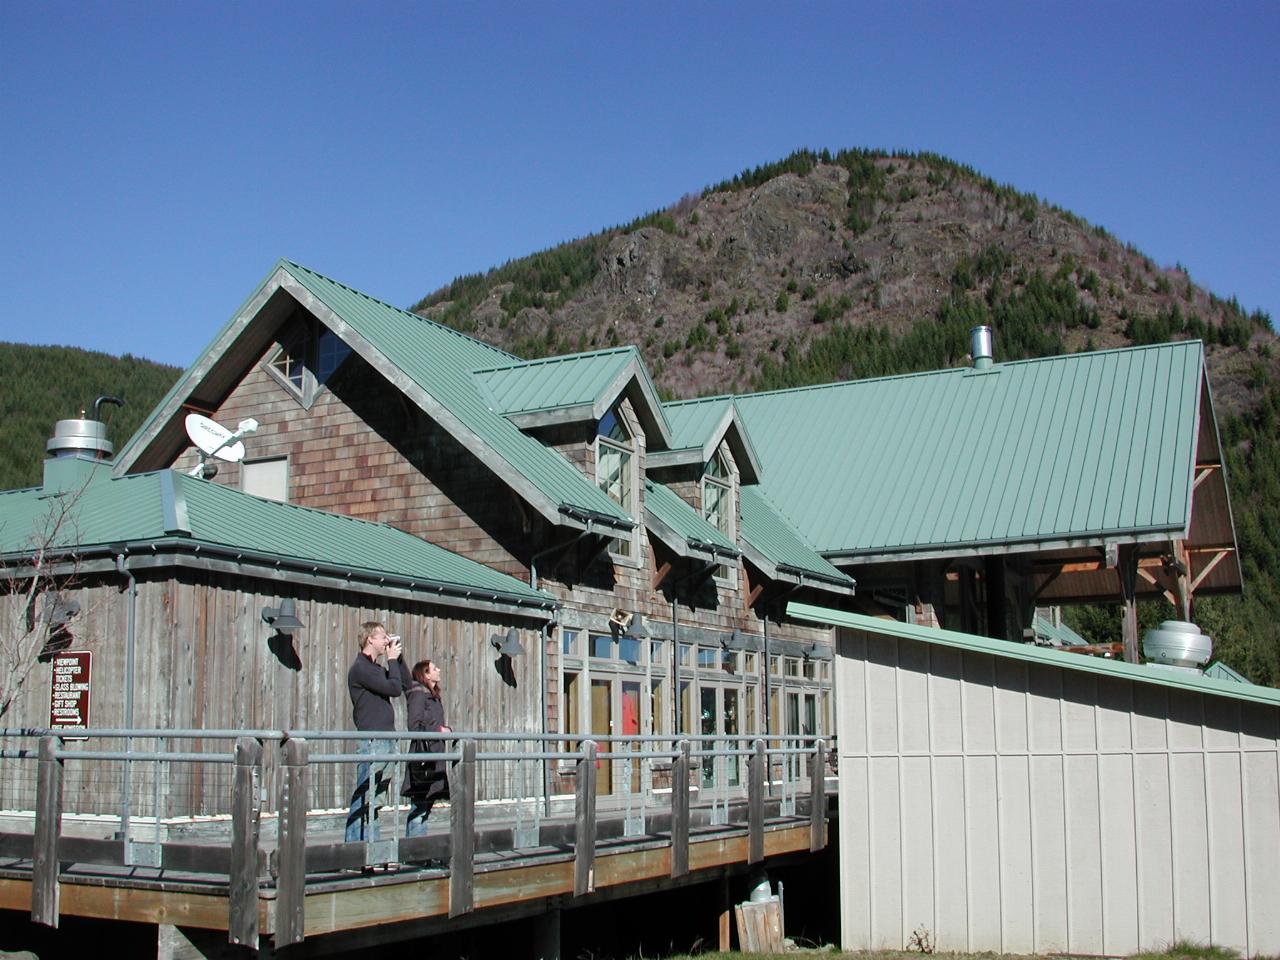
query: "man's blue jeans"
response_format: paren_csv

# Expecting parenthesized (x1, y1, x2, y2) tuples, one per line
(345, 738, 395, 842)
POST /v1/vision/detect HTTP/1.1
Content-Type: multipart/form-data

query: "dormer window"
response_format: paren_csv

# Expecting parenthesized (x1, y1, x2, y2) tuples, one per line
(596, 407, 637, 560)
(264, 315, 352, 407)
(702, 450, 736, 581)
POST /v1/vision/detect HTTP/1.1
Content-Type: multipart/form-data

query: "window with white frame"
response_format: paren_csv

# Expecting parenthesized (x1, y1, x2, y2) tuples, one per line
(701, 450, 735, 581)
(595, 407, 637, 558)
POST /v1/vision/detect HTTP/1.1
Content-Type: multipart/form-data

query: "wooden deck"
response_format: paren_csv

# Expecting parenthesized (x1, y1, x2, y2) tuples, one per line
(0, 732, 831, 955)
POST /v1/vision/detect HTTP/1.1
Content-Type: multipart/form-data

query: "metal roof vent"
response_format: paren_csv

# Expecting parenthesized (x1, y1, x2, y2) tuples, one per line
(46, 396, 124, 460)
(970, 326, 994, 370)
(1142, 619, 1212, 672)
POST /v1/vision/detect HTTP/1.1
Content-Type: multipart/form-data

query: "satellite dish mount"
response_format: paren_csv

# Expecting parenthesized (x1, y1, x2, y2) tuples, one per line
(185, 414, 260, 478)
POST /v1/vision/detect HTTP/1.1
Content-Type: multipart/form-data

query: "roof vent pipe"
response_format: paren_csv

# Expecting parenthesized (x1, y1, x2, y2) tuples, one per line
(46, 396, 124, 460)
(971, 326, 994, 370)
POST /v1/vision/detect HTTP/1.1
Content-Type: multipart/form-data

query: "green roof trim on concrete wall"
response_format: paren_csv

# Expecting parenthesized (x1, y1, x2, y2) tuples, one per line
(0, 466, 555, 611)
(738, 341, 1206, 558)
(740, 486, 854, 591)
(788, 602, 1280, 707)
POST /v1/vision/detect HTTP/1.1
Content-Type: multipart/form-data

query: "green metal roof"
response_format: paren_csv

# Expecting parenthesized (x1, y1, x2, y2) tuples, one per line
(475, 348, 639, 415)
(737, 341, 1206, 558)
(663, 396, 735, 450)
(281, 261, 634, 529)
(642, 479, 738, 558)
(653, 396, 762, 483)
(739, 486, 855, 591)
(789, 602, 1280, 707)
(116, 261, 635, 533)
(0, 466, 554, 610)
(1031, 614, 1087, 647)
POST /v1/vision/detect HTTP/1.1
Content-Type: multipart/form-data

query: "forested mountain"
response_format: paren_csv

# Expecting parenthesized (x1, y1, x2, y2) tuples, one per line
(413, 148, 1279, 684)
(1, 149, 1275, 683)
(0, 344, 179, 490)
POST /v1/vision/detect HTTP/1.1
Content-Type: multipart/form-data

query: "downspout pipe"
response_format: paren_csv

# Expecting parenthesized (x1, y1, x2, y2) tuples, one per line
(115, 552, 137, 845)
(530, 521, 594, 816)
(670, 558, 718, 736)
(530, 521, 594, 591)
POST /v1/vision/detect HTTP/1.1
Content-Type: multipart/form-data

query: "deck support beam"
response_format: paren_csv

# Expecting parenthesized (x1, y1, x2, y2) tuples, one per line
(532, 908, 561, 960)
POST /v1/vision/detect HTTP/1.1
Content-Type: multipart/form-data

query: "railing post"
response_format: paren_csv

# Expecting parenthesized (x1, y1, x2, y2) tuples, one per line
(748, 738, 766, 864)
(449, 739, 476, 918)
(275, 737, 309, 947)
(810, 738, 826, 852)
(670, 739, 689, 879)
(32, 735, 63, 928)
(229, 737, 262, 948)
(574, 739, 597, 896)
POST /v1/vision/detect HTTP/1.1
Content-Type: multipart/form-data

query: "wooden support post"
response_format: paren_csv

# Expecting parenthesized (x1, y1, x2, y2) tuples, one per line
(748, 738, 765, 864)
(670, 739, 690, 879)
(228, 737, 262, 949)
(532, 908, 561, 960)
(574, 740, 597, 897)
(719, 875, 732, 951)
(32, 735, 62, 928)
(810, 739, 826, 852)
(275, 737, 308, 948)
(449, 739, 476, 918)
(1118, 544, 1141, 663)
(1171, 538, 1193, 621)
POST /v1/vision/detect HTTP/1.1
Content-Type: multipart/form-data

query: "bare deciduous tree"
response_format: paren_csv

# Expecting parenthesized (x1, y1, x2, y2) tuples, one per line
(0, 479, 95, 722)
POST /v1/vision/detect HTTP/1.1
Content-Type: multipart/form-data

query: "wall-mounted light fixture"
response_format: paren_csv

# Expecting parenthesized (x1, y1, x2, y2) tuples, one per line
(261, 598, 305, 633)
(491, 626, 525, 657)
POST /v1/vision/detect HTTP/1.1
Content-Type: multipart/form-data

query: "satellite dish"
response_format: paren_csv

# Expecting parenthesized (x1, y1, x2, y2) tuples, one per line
(185, 414, 259, 477)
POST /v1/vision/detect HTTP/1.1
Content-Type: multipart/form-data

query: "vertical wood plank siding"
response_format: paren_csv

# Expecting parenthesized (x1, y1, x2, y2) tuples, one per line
(836, 628, 1280, 957)
(0, 571, 543, 817)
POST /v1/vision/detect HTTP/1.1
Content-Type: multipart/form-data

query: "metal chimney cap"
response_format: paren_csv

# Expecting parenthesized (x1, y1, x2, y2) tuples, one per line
(970, 326, 994, 370)
(46, 418, 114, 459)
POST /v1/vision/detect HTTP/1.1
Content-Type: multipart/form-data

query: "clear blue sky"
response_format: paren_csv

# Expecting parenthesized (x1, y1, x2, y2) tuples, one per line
(2, 1, 1276, 369)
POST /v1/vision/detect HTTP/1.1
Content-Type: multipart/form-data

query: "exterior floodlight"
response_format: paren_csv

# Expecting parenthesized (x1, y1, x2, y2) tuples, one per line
(491, 626, 524, 657)
(262, 598, 304, 633)
(44, 593, 80, 628)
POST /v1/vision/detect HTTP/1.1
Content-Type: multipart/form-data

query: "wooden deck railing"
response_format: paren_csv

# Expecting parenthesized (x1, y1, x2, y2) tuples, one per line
(0, 728, 830, 950)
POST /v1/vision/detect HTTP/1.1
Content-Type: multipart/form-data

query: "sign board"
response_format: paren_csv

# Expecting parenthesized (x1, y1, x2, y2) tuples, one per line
(49, 650, 91, 733)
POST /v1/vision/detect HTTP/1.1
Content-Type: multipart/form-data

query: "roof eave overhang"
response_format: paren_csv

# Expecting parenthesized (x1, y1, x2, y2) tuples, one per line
(643, 508, 736, 562)
(741, 540, 856, 596)
(2, 538, 559, 619)
(824, 526, 1188, 567)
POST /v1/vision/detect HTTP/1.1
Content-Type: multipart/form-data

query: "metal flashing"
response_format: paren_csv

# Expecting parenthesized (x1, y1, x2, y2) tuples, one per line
(789, 601, 1280, 707)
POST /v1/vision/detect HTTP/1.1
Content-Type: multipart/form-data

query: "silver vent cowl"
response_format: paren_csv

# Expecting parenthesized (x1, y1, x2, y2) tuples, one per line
(1142, 620, 1212, 670)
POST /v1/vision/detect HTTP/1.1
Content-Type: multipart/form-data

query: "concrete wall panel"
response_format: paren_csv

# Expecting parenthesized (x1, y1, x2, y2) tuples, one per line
(835, 627, 1280, 956)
